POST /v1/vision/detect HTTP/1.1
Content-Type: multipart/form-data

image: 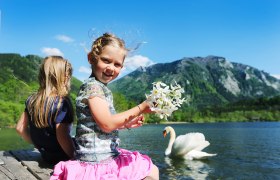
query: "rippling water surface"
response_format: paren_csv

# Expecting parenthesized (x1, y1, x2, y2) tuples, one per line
(119, 122, 280, 179)
(1, 122, 279, 179)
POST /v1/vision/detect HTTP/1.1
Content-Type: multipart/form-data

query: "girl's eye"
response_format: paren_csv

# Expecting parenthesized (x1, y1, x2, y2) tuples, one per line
(115, 63, 122, 68)
(101, 58, 110, 63)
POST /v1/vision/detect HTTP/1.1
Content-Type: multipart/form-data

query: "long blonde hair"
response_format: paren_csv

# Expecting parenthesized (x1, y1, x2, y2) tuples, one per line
(27, 56, 73, 128)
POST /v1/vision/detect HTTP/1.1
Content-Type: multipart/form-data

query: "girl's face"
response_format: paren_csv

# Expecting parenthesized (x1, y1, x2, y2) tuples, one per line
(90, 45, 125, 84)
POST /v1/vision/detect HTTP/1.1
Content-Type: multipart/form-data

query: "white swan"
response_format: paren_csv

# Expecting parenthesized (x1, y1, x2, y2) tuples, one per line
(163, 126, 217, 160)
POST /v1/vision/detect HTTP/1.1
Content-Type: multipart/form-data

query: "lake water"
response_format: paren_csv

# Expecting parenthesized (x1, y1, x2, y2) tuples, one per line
(1, 122, 280, 179)
(119, 122, 280, 179)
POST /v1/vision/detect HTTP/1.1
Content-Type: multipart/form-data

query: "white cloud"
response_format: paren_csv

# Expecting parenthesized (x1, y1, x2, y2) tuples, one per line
(55, 35, 74, 43)
(78, 66, 92, 74)
(272, 74, 280, 79)
(41, 47, 64, 56)
(123, 55, 154, 71)
(116, 55, 154, 78)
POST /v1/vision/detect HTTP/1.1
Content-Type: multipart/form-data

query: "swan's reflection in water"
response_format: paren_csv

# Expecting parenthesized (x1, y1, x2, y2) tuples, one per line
(163, 157, 213, 180)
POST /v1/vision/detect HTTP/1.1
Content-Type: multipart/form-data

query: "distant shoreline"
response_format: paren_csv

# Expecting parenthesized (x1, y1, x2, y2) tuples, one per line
(158, 121, 189, 124)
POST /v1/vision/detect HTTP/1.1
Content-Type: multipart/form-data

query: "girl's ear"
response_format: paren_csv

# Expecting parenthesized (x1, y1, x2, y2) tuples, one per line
(88, 53, 93, 64)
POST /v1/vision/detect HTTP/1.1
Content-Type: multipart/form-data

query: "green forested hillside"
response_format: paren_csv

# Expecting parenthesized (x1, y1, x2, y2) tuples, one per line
(1, 54, 279, 126)
(0, 53, 82, 127)
(109, 56, 280, 123)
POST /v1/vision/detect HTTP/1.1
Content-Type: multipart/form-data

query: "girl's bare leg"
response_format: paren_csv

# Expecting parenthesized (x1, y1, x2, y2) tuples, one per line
(144, 164, 159, 180)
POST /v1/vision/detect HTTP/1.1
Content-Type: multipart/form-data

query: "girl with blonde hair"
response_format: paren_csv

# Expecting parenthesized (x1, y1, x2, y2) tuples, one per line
(16, 56, 76, 164)
(51, 33, 159, 180)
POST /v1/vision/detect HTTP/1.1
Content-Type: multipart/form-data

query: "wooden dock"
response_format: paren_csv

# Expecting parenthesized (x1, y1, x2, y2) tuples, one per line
(0, 149, 53, 180)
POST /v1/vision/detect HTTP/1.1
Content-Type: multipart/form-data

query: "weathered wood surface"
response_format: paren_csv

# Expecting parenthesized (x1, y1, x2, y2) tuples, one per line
(0, 149, 53, 180)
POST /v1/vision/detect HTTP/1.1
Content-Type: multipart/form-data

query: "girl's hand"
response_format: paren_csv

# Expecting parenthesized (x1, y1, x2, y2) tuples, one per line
(125, 115, 144, 129)
(140, 101, 155, 114)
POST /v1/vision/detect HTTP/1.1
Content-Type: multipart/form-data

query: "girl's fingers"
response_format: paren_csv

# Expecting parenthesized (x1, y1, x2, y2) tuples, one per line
(126, 115, 144, 129)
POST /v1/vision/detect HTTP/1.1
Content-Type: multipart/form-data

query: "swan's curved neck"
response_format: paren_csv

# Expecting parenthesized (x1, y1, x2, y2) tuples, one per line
(165, 128, 176, 156)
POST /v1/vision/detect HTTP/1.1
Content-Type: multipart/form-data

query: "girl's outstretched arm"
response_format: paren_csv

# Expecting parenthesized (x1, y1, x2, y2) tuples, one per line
(56, 123, 75, 159)
(88, 97, 150, 133)
(16, 112, 33, 144)
(118, 115, 144, 130)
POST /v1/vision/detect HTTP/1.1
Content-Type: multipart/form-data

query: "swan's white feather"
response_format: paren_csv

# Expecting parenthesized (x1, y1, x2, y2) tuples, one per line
(172, 133, 208, 156)
(163, 126, 216, 160)
(184, 150, 217, 160)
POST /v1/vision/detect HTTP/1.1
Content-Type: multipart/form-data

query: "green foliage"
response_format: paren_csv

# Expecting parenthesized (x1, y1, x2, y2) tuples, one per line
(112, 91, 280, 123)
(0, 53, 82, 127)
(71, 77, 82, 93)
(113, 92, 136, 112)
(0, 100, 24, 127)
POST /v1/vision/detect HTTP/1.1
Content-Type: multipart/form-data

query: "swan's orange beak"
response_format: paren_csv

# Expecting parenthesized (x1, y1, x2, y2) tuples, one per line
(163, 130, 167, 138)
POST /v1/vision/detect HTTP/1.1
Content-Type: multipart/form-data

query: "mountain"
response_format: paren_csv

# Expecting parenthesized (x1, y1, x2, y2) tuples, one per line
(1, 54, 279, 125)
(0, 53, 82, 127)
(109, 56, 280, 110)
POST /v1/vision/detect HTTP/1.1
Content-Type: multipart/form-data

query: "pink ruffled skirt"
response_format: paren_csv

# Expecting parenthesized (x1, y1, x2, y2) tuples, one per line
(50, 148, 152, 180)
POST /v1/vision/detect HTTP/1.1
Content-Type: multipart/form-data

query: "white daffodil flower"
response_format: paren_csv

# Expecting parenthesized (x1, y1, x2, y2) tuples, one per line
(146, 81, 189, 120)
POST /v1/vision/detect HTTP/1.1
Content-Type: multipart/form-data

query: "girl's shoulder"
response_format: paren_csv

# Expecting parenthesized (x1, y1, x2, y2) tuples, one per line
(45, 95, 71, 110)
(60, 96, 72, 106)
(25, 94, 36, 106)
(81, 77, 110, 93)
(85, 77, 106, 88)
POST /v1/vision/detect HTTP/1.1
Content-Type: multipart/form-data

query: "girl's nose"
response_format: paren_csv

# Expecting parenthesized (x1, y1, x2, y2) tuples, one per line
(105, 65, 114, 74)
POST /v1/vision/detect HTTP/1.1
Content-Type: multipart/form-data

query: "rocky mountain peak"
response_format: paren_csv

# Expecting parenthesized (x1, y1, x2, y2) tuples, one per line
(109, 56, 280, 109)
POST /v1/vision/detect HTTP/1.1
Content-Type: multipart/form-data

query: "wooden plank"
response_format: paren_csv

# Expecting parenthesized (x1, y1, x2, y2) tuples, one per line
(0, 158, 4, 165)
(10, 149, 53, 180)
(0, 151, 37, 180)
(0, 165, 15, 180)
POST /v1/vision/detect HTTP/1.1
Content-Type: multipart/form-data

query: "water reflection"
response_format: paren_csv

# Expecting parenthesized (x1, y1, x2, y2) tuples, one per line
(163, 157, 212, 180)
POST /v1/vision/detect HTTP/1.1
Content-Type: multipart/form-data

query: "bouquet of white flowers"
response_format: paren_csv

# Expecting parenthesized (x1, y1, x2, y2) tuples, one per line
(146, 81, 189, 120)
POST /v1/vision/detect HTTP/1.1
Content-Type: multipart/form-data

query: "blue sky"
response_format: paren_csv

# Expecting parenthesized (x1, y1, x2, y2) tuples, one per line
(1, 0, 280, 81)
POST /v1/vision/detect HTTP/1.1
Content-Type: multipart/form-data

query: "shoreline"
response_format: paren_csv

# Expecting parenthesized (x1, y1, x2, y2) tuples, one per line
(153, 121, 189, 124)
(160, 121, 189, 124)
(2, 120, 280, 129)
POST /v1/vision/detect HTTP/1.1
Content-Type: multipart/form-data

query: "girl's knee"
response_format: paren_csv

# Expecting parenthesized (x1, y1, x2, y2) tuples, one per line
(149, 164, 159, 180)
(153, 164, 159, 174)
